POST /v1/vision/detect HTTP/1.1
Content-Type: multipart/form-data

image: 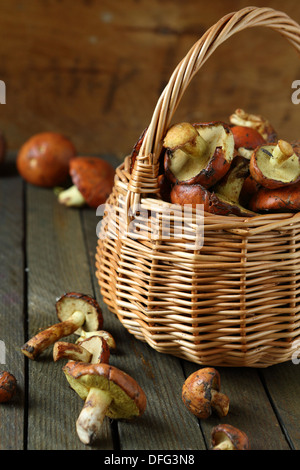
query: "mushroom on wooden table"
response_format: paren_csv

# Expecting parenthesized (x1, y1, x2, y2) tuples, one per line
(0, 371, 17, 403)
(53, 335, 111, 364)
(63, 361, 147, 445)
(21, 293, 103, 360)
(182, 367, 229, 419)
(211, 424, 250, 450)
(58, 156, 115, 208)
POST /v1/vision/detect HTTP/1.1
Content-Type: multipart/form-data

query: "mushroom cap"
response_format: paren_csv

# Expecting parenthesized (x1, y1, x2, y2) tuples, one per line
(170, 183, 256, 217)
(0, 371, 17, 403)
(63, 361, 147, 420)
(164, 122, 234, 188)
(78, 336, 110, 364)
(229, 108, 277, 143)
(231, 125, 266, 150)
(56, 292, 103, 335)
(182, 367, 222, 419)
(69, 157, 115, 208)
(16, 132, 76, 187)
(214, 155, 250, 204)
(250, 143, 300, 189)
(211, 424, 250, 450)
(249, 182, 300, 213)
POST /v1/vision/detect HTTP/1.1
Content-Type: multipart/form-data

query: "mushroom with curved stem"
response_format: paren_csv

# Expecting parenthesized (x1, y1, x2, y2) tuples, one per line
(211, 424, 250, 450)
(53, 335, 111, 364)
(21, 293, 103, 360)
(63, 361, 147, 445)
(57, 156, 115, 208)
(182, 367, 230, 419)
(164, 121, 235, 188)
(250, 140, 300, 189)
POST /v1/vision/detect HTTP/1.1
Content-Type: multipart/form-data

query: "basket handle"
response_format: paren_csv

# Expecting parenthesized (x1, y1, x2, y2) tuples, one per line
(127, 6, 300, 208)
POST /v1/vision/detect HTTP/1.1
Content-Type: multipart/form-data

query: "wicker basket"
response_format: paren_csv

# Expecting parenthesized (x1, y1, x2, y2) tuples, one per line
(95, 7, 300, 368)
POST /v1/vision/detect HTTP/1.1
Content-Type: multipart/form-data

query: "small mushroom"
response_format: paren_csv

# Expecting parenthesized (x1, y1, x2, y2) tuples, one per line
(249, 182, 300, 213)
(250, 140, 300, 189)
(229, 108, 277, 143)
(75, 330, 116, 352)
(170, 183, 255, 217)
(53, 335, 110, 364)
(211, 424, 250, 450)
(21, 293, 103, 360)
(58, 156, 115, 208)
(16, 132, 76, 187)
(63, 361, 147, 445)
(0, 371, 17, 403)
(164, 122, 234, 188)
(182, 367, 229, 419)
(231, 125, 266, 152)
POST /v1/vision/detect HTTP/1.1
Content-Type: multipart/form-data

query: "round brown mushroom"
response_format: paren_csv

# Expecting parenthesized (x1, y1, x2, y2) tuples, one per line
(0, 371, 17, 403)
(211, 424, 250, 450)
(16, 132, 76, 187)
(63, 361, 147, 445)
(249, 182, 300, 213)
(58, 156, 115, 208)
(231, 125, 266, 152)
(182, 367, 229, 419)
(164, 121, 234, 188)
(21, 293, 103, 360)
(250, 140, 300, 189)
(229, 108, 277, 143)
(53, 335, 110, 364)
(170, 183, 255, 217)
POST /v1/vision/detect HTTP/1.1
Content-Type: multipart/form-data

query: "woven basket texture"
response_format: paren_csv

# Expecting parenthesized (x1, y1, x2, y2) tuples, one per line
(96, 7, 300, 367)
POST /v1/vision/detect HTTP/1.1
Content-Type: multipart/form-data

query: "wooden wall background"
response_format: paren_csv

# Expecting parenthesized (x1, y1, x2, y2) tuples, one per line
(0, 0, 299, 161)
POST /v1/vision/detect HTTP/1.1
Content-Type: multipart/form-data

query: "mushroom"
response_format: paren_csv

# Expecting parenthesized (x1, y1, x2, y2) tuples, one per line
(0, 371, 17, 403)
(58, 156, 115, 208)
(231, 125, 266, 160)
(157, 173, 172, 202)
(213, 155, 250, 204)
(229, 108, 277, 143)
(53, 335, 110, 364)
(170, 183, 256, 217)
(250, 140, 300, 189)
(163, 122, 234, 188)
(211, 424, 250, 450)
(63, 361, 147, 445)
(75, 330, 116, 352)
(182, 367, 230, 419)
(249, 182, 300, 213)
(16, 132, 76, 187)
(21, 292, 103, 360)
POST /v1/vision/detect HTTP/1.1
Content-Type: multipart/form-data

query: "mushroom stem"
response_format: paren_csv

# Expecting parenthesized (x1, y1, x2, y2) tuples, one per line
(76, 387, 113, 445)
(164, 122, 208, 159)
(58, 184, 86, 207)
(211, 389, 230, 417)
(270, 140, 295, 166)
(21, 310, 85, 360)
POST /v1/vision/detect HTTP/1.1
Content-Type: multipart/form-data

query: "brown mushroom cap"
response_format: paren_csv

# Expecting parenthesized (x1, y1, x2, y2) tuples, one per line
(250, 141, 300, 189)
(69, 157, 115, 208)
(16, 132, 76, 187)
(231, 125, 266, 151)
(164, 121, 234, 188)
(182, 367, 229, 419)
(211, 424, 250, 450)
(170, 183, 256, 217)
(76, 330, 116, 352)
(249, 182, 300, 213)
(56, 292, 103, 335)
(53, 336, 110, 364)
(63, 361, 147, 444)
(0, 371, 17, 403)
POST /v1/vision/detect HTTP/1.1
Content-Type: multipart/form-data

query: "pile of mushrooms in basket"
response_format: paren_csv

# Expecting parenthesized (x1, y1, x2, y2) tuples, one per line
(155, 108, 300, 215)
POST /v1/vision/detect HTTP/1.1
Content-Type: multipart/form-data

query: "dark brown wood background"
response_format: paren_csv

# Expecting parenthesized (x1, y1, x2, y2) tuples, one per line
(0, 0, 299, 160)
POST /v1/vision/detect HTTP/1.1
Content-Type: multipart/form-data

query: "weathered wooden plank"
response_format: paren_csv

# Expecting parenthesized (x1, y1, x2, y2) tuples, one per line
(183, 363, 291, 450)
(0, 153, 25, 450)
(25, 183, 114, 449)
(81, 199, 206, 450)
(261, 361, 300, 450)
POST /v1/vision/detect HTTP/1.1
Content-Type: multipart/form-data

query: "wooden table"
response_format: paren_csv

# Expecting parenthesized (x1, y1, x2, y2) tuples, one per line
(1, 152, 300, 452)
